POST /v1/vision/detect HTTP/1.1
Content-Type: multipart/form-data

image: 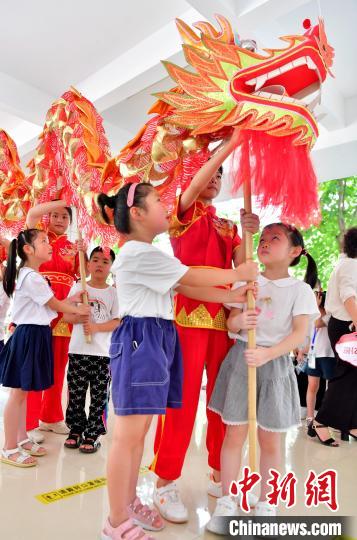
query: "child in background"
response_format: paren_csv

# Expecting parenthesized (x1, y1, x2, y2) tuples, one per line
(207, 223, 319, 533)
(0, 261, 10, 354)
(97, 182, 258, 540)
(64, 246, 120, 453)
(0, 229, 89, 468)
(306, 289, 336, 431)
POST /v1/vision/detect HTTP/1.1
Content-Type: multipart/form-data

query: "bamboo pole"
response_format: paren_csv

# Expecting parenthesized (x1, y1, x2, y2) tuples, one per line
(77, 220, 91, 344)
(242, 141, 257, 472)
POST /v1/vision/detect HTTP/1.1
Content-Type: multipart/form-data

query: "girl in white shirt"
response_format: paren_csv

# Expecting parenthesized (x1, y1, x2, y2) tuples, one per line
(97, 182, 257, 540)
(207, 223, 319, 532)
(0, 229, 89, 468)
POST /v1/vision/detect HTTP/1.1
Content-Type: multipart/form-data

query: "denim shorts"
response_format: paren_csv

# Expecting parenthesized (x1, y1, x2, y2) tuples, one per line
(110, 316, 183, 416)
(305, 356, 337, 380)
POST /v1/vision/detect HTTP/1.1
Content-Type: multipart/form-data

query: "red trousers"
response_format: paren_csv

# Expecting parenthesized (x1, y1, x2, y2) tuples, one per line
(151, 325, 233, 480)
(26, 336, 70, 431)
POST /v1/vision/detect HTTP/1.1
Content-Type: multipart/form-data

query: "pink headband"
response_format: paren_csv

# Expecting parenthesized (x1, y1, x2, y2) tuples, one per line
(127, 183, 139, 208)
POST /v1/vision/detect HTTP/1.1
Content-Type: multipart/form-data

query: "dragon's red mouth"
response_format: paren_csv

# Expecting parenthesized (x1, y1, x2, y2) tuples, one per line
(231, 43, 326, 115)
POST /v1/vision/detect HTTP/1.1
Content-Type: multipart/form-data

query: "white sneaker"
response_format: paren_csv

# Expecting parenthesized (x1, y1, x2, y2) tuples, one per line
(39, 421, 70, 435)
(206, 495, 238, 535)
(238, 491, 259, 509)
(27, 430, 45, 444)
(254, 501, 277, 517)
(207, 475, 222, 498)
(153, 482, 188, 523)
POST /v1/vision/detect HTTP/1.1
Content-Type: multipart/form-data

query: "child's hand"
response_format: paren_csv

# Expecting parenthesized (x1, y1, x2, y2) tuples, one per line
(83, 320, 97, 335)
(229, 283, 258, 304)
(240, 209, 260, 235)
(233, 309, 259, 330)
(76, 304, 91, 316)
(244, 347, 271, 367)
(68, 291, 85, 304)
(75, 239, 86, 253)
(235, 261, 258, 283)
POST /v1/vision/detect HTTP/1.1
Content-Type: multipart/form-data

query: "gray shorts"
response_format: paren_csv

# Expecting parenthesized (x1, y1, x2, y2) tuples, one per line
(208, 340, 301, 432)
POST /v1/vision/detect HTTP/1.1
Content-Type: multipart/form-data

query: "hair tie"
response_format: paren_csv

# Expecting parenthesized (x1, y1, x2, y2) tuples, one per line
(127, 183, 139, 208)
(301, 248, 308, 256)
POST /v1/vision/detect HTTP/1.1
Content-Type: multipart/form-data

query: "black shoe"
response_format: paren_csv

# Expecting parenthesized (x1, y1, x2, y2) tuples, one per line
(308, 421, 339, 447)
(341, 431, 357, 441)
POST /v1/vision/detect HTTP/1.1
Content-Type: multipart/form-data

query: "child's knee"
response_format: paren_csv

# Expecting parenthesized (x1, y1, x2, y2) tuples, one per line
(225, 425, 248, 447)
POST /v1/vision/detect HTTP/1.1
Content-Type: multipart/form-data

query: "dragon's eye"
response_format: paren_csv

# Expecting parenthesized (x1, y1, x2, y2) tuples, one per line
(240, 39, 257, 52)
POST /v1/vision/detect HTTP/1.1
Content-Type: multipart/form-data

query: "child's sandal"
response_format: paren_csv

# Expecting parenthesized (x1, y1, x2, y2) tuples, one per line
(79, 438, 101, 454)
(128, 496, 165, 531)
(1, 448, 37, 468)
(18, 438, 46, 456)
(64, 433, 81, 449)
(101, 517, 155, 540)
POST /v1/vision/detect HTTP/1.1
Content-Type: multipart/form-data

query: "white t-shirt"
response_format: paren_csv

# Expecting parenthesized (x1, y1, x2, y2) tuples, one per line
(326, 254, 357, 321)
(12, 267, 56, 326)
(0, 282, 10, 341)
(227, 274, 319, 347)
(112, 240, 188, 320)
(310, 314, 334, 358)
(69, 282, 120, 357)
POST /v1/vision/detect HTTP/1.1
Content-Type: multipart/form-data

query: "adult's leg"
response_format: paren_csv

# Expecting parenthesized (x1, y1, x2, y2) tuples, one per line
(306, 376, 320, 419)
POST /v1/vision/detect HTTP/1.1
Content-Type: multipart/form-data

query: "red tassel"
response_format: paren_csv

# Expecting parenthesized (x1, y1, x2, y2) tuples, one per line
(230, 130, 320, 228)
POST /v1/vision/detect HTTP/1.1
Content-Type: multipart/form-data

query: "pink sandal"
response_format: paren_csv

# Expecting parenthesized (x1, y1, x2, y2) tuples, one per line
(128, 496, 164, 531)
(101, 517, 155, 540)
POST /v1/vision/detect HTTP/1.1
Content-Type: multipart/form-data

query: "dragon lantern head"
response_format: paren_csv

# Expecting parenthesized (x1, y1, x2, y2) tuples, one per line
(157, 15, 334, 148)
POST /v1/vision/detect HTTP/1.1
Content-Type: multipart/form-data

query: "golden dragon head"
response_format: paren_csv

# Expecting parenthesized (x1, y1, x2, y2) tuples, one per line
(156, 15, 334, 149)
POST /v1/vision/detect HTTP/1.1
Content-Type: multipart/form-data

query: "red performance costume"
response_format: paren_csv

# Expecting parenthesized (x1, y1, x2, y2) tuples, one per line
(26, 230, 79, 431)
(151, 197, 240, 480)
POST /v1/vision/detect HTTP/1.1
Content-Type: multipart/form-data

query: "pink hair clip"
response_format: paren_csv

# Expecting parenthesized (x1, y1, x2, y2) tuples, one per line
(127, 183, 139, 208)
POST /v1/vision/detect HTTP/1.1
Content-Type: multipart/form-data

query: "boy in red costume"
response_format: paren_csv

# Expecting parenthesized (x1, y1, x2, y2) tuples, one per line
(152, 131, 260, 522)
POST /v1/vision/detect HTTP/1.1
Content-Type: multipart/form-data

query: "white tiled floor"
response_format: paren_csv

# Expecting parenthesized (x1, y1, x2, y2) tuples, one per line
(0, 385, 356, 539)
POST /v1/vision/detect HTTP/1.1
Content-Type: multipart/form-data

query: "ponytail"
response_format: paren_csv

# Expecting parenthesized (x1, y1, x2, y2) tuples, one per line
(300, 250, 318, 290)
(3, 238, 18, 297)
(264, 223, 318, 289)
(98, 183, 154, 235)
(3, 229, 42, 298)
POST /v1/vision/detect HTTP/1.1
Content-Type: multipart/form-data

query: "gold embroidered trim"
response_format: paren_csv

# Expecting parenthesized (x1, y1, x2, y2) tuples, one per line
(175, 304, 227, 331)
(52, 318, 71, 338)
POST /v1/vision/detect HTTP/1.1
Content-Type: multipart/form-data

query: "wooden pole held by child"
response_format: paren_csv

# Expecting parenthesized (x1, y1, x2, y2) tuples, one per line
(242, 139, 257, 472)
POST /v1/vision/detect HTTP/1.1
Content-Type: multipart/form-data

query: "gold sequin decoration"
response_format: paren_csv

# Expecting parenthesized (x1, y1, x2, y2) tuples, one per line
(176, 305, 227, 331)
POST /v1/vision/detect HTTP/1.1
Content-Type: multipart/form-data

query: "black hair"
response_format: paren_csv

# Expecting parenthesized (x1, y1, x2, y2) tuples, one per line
(50, 199, 73, 224)
(98, 182, 154, 234)
(3, 229, 42, 297)
(263, 223, 318, 289)
(89, 246, 115, 263)
(217, 165, 223, 176)
(343, 227, 357, 259)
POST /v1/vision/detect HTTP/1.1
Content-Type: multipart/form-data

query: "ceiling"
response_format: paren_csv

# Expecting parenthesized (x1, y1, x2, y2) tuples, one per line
(1, 0, 356, 201)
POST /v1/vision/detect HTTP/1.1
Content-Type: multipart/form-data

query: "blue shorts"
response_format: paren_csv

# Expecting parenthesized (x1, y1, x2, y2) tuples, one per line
(110, 316, 183, 416)
(306, 356, 337, 380)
